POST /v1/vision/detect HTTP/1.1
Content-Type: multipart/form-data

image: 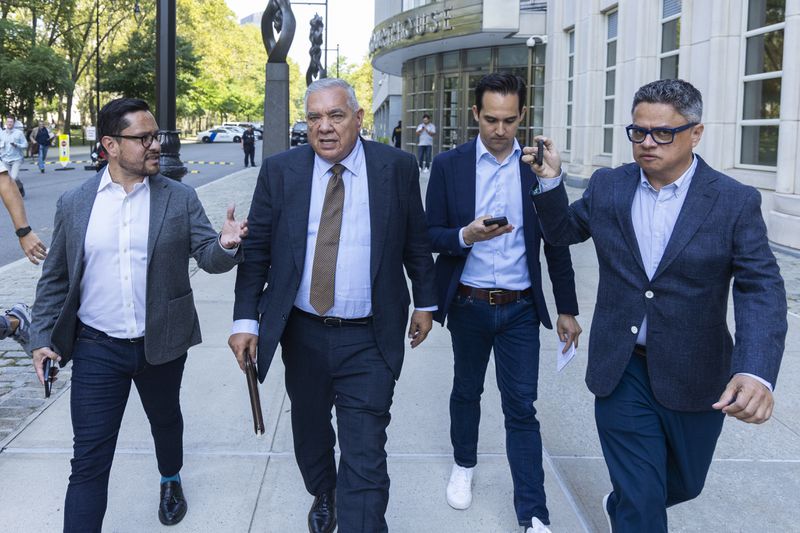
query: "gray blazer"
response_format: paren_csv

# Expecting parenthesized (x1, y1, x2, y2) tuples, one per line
(532, 156, 787, 411)
(31, 172, 242, 366)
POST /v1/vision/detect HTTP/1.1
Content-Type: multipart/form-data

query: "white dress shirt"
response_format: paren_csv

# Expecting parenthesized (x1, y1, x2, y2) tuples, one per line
(459, 136, 531, 290)
(79, 167, 150, 338)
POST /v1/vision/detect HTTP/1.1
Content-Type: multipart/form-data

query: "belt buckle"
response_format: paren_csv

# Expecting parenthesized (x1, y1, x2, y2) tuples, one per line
(323, 317, 342, 327)
(488, 290, 503, 305)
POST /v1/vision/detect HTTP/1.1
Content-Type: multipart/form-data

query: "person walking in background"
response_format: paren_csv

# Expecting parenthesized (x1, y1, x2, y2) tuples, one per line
(30, 97, 247, 532)
(426, 73, 581, 533)
(416, 113, 436, 171)
(242, 124, 256, 167)
(229, 78, 437, 533)
(0, 115, 28, 197)
(527, 79, 787, 533)
(32, 120, 54, 173)
(392, 120, 402, 148)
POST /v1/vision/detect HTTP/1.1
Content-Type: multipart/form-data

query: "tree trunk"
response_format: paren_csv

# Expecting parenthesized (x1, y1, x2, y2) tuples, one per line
(65, 89, 74, 137)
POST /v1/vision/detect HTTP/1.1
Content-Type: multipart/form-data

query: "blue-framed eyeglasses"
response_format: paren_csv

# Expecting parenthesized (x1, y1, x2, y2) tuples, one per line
(625, 122, 698, 144)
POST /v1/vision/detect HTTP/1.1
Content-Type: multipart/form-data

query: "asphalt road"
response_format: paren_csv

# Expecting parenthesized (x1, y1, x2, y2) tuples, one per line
(0, 141, 261, 268)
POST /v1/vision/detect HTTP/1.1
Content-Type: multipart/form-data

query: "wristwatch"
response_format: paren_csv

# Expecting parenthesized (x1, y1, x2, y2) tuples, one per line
(15, 226, 32, 238)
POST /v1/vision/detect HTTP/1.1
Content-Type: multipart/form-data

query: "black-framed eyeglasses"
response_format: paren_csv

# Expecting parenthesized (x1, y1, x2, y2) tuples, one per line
(110, 132, 161, 148)
(625, 122, 698, 145)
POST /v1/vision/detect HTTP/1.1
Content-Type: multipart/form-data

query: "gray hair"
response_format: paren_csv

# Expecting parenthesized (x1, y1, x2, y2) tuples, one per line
(304, 78, 360, 114)
(631, 79, 703, 123)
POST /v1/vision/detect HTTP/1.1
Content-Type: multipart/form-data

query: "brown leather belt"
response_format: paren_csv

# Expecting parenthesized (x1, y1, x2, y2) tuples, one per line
(633, 345, 647, 358)
(293, 307, 372, 327)
(456, 284, 532, 306)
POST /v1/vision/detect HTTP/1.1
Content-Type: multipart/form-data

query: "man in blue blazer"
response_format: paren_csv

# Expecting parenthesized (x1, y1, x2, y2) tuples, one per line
(426, 73, 581, 533)
(229, 78, 437, 533)
(527, 79, 787, 532)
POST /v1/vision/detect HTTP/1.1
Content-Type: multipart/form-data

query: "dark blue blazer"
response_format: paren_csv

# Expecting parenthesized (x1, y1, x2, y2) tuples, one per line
(425, 139, 579, 327)
(531, 155, 787, 411)
(233, 141, 437, 382)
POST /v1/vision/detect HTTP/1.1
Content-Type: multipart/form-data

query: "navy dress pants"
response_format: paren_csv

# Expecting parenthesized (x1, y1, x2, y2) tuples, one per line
(63, 324, 186, 533)
(595, 353, 725, 533)
(281, 309, 396, 533)
(446, 292, 546, 528)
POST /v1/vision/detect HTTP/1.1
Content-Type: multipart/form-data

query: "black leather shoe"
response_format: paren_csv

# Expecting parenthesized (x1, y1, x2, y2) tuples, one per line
(159, 481, 188, 526)
(307, 489, 336, 533)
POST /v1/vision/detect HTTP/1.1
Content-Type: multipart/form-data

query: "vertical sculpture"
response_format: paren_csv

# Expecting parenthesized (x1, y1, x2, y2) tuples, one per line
(261, 0, 296, 157)
(306, 14, 327, 87)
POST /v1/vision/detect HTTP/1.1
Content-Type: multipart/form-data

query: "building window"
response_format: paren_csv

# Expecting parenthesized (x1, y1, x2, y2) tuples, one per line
(603, 10, 618, 154)
(660, 0, 681, 79)
(566, 30, 575, 151)
(403, 58, 437, 152)
(739, 0, 784, 167)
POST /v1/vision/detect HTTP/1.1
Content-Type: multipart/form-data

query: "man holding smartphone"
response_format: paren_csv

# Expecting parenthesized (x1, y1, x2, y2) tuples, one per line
(425, 73, 582, 533)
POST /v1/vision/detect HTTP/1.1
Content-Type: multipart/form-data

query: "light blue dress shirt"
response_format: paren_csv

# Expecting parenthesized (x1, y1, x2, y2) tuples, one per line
(459, 136, 531, 290)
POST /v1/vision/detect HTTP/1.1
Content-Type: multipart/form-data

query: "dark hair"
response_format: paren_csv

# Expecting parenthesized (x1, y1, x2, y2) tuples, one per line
(422, 113, 431, 120)
(6, 114, 15, 120)
(631, 79, 703, 123)
(475, 73, 527, 114)
(98, 98, 151, 139)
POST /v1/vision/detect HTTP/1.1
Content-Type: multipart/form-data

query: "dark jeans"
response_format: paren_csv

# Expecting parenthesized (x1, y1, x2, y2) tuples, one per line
(243, 145, 255, 167)
(595, 354, 724, 533)
(281, 308, 395, 533)
(63, 324, 186, 533)
(446, 292, 546, 527)
(417, 145, 432, 169)
(38, 143, 49, 170)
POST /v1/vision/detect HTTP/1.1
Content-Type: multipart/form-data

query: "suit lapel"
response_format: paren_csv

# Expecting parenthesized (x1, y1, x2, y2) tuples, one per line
(147, 174, 171, 266)
(364, 141, 390, 284)
(71, 174, 102, 273)
(614, 165, 647, 274)
(652, 158, 719, 279)
(285, 146, 315, 275)
(457, 140, 477, 228)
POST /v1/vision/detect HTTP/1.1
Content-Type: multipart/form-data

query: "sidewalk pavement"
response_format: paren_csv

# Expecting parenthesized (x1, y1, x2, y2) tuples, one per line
(1, 168, 799, 532)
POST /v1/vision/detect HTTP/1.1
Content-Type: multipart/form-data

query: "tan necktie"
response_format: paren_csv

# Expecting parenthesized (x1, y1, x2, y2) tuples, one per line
(310, 163, 346, 316)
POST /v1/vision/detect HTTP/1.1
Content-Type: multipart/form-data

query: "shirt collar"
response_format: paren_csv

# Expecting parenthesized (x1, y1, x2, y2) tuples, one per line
(476, 135, 521, 166)
(98, 165, 150, 193)
(639, 154, 697, 197)
(314, 138, 364, 178)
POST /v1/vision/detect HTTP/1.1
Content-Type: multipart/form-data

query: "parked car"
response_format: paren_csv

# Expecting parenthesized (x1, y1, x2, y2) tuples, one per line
(223, 122, 262, 139)
(197, 127, 241, 143)
(291, 121, 308, 146)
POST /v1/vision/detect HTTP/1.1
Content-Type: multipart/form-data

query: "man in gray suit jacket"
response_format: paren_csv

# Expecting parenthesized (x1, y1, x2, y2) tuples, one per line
(525, 79, 786, 532)
(30, 98, 247, 532)
(229, 79, 437, 533)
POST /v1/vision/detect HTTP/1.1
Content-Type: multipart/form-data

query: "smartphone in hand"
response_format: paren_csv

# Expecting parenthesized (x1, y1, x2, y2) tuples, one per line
(536, 139, 545, 166)
(483, 216, 509, 227)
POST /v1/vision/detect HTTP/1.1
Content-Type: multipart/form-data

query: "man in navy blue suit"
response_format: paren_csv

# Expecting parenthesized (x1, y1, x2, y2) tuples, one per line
(527, 79, 787, 532)
(229, 78, 436, 533)
(426, 73, 581, 533)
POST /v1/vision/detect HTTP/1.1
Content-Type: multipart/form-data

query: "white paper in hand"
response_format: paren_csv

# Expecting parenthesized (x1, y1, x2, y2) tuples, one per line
(557, 341, 576, 372)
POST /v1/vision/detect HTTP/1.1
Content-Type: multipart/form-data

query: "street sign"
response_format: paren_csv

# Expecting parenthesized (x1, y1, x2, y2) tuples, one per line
(58, 134, 70, 167)
(86, 126, 96, 141)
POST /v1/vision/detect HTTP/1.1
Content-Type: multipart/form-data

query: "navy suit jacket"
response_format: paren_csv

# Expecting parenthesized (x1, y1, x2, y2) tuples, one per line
(425, 139, 579, 327)
(532, 155, 787, 411)
(233, 141, 437, 382)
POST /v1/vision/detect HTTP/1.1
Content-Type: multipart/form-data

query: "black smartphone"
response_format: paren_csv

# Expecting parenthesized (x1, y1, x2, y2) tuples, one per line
(536, 139, 545, 166)
(43, 358, 52, 398)
(483, 216, 509, 227)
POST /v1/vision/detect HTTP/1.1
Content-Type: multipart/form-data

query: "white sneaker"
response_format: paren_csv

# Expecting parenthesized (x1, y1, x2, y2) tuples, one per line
(524, 517, 552, 533)
(446, 464, 474, 510)
(602, 492, 613, 532)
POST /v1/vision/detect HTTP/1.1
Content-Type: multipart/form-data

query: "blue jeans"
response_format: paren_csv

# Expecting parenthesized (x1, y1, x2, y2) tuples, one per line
(446, 292, 546, 527)
(63, 324, 186, 533)
(595, 354, 724, 533)
(38, 143, 49, 171)
(417, 145, 432, 168)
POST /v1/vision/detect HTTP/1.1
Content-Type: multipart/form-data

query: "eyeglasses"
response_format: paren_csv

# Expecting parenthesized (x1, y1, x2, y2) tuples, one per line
(110, 132, 161, 148)
(625, 122, 698, 144)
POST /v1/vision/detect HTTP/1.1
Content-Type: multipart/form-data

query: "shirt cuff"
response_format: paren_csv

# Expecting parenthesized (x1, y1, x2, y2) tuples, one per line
(736, 372, 773, 392)
(458, 227, 473, 248)
(231, 319, 259, 336)
(535, 170, 565, 194)
(415, 306, 438, 312)
(218, 235, 238, 255)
